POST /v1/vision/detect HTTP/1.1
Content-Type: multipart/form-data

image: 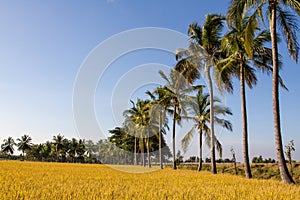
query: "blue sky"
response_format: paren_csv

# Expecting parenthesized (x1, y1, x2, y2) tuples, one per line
(0, 0, 299, 161)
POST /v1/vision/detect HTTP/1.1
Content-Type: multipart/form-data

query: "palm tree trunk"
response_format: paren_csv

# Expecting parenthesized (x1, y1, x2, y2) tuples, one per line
(147, 127, 151, 168)
(159, 111, 163, 169)
(134, 135, 137, 165)
(240, 65, 252, 178)
(124, 151, 127, 164)
(207, 67, 217, 174)
(198, 129, 203, 171)
(56, 146, 59, 162)
(270, 3, 294, 184)
(172, 105, 177, 170)
(142, 139, 145, 167)
(290, 161, 293, 178)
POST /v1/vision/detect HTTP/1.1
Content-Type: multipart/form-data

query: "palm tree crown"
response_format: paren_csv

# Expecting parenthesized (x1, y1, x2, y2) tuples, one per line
(1, 137, 16, 155)
(181, 88, 233, 171)
(158, 68, 200, 169)
(17, 134, 33, 156)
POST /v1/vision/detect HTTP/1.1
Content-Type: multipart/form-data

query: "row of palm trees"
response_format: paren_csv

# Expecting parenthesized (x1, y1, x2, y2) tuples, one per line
(177, 14, 276, 178)
(0, 134, 172, 164)
(1, 0, 298, 184)
(111, 0, 299, 184)
(1, 135, 33, 156)
(183, 0, 299, 184)
(112, 68, 233, 171)
(108, 126, 172, 165)
(227, 0, 299, 184)
(0, 134, 85, 162)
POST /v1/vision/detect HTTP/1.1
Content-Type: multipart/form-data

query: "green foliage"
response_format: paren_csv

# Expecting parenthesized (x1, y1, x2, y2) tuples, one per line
(252, 155, 276, 164)
(17, 134, 33, 156)
(1, 137, 16, 155)
(285, 140, 295, 164)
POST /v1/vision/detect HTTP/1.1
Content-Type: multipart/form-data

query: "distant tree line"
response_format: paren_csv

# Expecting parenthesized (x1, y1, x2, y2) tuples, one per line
(183, 155, 276, 164)
(0, 133, 172, 165)
(184, 156, 235, 163)
(252, 156, 276, 164)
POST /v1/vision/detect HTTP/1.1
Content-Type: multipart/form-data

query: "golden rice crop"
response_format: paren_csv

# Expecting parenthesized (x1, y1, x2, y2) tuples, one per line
(0, 160, 299, 199)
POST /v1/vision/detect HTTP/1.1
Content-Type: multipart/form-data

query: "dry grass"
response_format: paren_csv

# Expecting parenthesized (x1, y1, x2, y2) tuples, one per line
(0, 161, 299, 199)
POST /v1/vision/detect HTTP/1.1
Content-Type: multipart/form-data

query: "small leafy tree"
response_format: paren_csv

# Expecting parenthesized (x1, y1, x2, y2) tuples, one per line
(176, 150, 183, 165)
(285, 140, 295, 177)
(230, 147, 237, 175)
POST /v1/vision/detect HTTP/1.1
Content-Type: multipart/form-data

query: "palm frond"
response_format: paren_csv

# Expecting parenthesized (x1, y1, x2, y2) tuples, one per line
(159, 70, 171, 85)
(243, 64, 258, 89)
(145, 90, 155, 101)
(215, 138, 223, 158)
(283, 0, 300, 16)
(227, 0, 248, 28)
(181, 125, 196, 153)
(188, 22, 203, 44)
(213, 105, 233, 116)
(214, 118, 233, 132)
(244, 12, 260, 57)
(277, 7, 299, 62)
(175, 48, 191, 61)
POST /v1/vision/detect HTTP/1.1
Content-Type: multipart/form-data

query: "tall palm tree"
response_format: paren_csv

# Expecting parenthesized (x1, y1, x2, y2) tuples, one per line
(218, 14, 283, 178)
(85, 140, 96, 162)
(67, 138, 85, 162)
(123, 99, 151, 167)
(41, 141, 52, 161)
(52, 134, 64, 161)
(176, 15, 230, 173)
(123, 113, 138, 165)
(182, 88, 233, 171)
(1, 137, 16, 155)
(17, 134, 33, 157)
(139, 99, 155, 168)
(227, 0, 299, 184)
(68, 138, 78, 162)
(76, 139, 86, 162)
(158, 69, 195, 169)
(96, 139, 110, 163)
(146, 89, 169, 169)
(109, 126, 135, 164)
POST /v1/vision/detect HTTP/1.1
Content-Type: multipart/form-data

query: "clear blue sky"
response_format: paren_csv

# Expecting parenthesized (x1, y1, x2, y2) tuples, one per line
(0, 0, 299, 161)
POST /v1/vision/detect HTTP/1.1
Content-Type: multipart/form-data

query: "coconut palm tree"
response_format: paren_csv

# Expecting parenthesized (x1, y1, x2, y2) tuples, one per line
(227, 0, 299, 184)
(138, 99, 155, 168)
(52, 134, 64, 161)
(68, 138, 78, 162)
(68, 138, 85, 162)
(123, 101, 140, 165)
(85, 140, 96, 162)
(41, 141, 53, 161)
(182, 88, 233, 171)
(17, 134, 33, 157)
(123, 99, 151, 167)
(123, 112, 138, 165)
(109, 127, 127, 147)
(109, 126, 135, 164)
(76, 139, 86, 162)
(146, 89, 170, 169)
(176, 15, 230, 173)
(1, 137, 16, 155)
(218, 14, 281, 178)
(158, 69, 196, 169)
(96, 139, 110, 163)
